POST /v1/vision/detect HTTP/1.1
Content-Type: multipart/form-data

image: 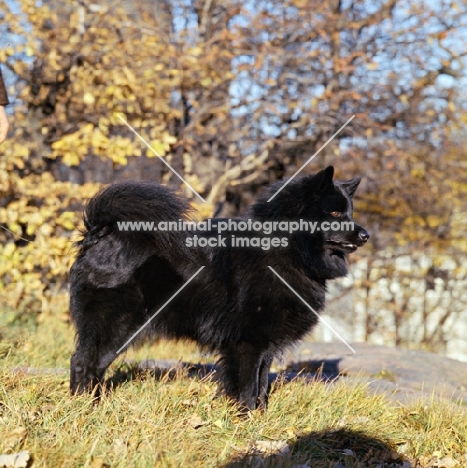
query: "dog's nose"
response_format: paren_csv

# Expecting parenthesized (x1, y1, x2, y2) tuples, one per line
(359, 230, 370, 242)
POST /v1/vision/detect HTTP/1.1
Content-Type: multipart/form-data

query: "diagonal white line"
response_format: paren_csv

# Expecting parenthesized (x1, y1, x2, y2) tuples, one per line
(117, 114, 206, 203)
(267, 266, 356, 354)
(115, 266, 205, 355)
(267, 115, 355, 202)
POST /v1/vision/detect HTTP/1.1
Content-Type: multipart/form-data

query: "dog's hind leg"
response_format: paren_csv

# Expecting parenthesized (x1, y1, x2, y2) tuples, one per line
(70, 340, 116, 396)
(70, 286, 147, 396)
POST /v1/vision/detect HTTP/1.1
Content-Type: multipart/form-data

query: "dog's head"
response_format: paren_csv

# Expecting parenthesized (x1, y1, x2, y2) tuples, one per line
(251, 166, 369, 274)
(298, 165, 369, 253)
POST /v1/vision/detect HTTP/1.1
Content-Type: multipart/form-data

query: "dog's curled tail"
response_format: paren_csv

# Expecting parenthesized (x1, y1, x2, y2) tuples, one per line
(78, 180, 197, 264)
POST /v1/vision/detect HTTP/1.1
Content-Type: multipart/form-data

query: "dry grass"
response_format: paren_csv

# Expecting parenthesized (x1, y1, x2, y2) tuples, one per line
(1, 309, 467, 467)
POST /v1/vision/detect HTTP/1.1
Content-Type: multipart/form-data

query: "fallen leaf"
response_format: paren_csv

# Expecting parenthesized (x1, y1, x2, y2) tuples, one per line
(181, 399, 196, 407)
(0, 450, 30, 468)
(254, 440, 289, 455)
(187, 414, 210, 429)
(2, 428, 27, 452)
(437, 457, 458, 468)
(113, 438, 127, 455)
(424, 455, 459, 468)
(89, 458, 108, 468)
(213, 419, 223, 429)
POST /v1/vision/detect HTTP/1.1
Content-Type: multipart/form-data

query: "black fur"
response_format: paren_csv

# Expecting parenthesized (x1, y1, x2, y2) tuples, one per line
(70, 166, 369, 410)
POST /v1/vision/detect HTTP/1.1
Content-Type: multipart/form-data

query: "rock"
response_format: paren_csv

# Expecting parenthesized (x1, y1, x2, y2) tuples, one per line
(283, 342, 467, 404)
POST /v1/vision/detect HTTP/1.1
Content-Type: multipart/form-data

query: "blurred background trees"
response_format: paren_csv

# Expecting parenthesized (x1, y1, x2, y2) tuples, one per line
(1, 0, 467, 357)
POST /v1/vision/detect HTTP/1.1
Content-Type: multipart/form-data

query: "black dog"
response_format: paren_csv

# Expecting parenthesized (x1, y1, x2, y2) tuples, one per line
(70, 166, 369, 410)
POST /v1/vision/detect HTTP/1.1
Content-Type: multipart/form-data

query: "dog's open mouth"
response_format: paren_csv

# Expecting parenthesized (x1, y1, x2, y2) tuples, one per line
(326, 240, 358, 253)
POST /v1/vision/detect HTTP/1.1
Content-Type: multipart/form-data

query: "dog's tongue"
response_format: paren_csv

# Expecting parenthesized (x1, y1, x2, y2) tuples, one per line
(326, 240, 357, 252)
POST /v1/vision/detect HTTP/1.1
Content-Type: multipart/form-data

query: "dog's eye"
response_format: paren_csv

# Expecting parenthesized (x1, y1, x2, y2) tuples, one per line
(330, 211, 342, 218)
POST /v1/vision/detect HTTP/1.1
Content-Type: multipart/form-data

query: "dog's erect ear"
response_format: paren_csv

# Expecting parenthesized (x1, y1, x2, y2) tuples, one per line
(313, 166, 334, 193)
(341, 177, 361, 198)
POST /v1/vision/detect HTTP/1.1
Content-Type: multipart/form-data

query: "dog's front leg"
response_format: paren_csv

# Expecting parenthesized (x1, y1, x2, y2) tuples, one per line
(257, 351, 274, 409)
(219, 342, 265, 410)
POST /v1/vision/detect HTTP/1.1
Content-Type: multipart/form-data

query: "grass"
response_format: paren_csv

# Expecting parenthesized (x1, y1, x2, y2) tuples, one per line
(1, 307, 467, 467)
